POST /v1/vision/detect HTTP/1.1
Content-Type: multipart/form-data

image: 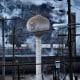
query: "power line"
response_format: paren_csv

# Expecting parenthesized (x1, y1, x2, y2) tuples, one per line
(71, 5, 80, 11)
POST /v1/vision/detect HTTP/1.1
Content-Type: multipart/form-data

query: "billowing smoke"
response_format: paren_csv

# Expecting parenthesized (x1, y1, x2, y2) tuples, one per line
(20, 0, 46, 5)
(24, 36, 36, 52)
(0, 28, 2, 46)
(0, 0, 80, 56)
(0, 28, 8, 47)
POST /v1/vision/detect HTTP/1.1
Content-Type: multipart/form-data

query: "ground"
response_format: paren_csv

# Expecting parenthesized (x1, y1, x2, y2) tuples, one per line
(0, 74, 80, 80)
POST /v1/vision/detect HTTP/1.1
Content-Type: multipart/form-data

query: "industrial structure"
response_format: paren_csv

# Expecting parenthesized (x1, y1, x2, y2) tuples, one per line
(0, 0, 80, 80)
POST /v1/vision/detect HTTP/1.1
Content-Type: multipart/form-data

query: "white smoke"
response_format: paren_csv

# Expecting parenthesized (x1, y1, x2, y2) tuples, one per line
(20, 0, 46, 5)
(24, 36, 36, 52)
(12, 9, 21, 17)
(0, 2, 21, 25)
(49, 49, 56, 56)
(1, 12, 11, 19)
(1, 9, 21, 18)
(0, 29, 2, 46)
(0, 28, 8, 47)
(0, 0, 80, 55)
(0, 2, 22, 47)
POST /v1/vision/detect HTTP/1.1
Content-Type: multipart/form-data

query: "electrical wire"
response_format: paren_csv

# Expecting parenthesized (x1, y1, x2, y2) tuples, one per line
(0, 62, 54, 66)
(71, 5, 80, 11)
(0, 56, 69, 66)
(0, 1, 78, 77)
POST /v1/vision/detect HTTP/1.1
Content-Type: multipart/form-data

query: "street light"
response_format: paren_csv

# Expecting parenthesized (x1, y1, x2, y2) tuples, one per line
(26, 14, 50, 80)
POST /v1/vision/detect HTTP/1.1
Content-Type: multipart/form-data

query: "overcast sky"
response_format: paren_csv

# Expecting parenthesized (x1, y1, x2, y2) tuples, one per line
(0, 0, 80, 55)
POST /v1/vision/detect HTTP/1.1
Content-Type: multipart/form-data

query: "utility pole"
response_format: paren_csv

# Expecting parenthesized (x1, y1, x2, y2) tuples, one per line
(18, 61, 20, 80)
(0, 17, 19, 80)
(67, 0, 73, 80)
(12, 26, 15, 80)
(2, 18, 5, 80)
